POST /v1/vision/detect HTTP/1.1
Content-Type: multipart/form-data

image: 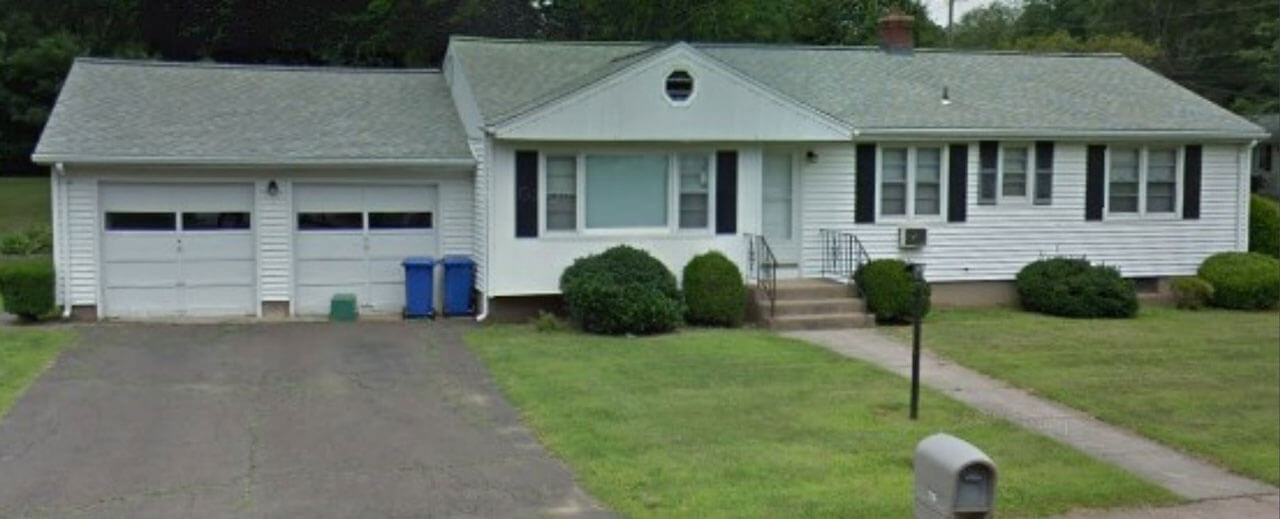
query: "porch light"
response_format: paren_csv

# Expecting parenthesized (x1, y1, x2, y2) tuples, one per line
(267, 180, 280, 197)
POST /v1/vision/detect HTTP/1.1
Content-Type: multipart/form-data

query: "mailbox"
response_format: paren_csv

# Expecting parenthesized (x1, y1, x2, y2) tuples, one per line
(914, 433, 997, 519)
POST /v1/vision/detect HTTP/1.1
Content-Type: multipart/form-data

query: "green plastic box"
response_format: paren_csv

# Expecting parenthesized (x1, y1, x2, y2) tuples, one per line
(329, 293, 358, 322)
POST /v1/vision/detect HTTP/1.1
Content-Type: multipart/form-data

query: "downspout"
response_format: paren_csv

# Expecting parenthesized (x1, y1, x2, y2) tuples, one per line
(1244, 140, 1259, 251)
(475, 136, 492, 322)
(54, 163, 71, 319)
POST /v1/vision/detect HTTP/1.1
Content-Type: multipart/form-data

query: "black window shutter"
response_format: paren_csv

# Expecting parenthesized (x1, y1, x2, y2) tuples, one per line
(948, 143, 968, 222)
(855, 144, 877, 223)
(1085, 145, 1106, 221)
(978, 141, 998, 205)
(715, 150, 738, 234)
(1034, 141, 1054, 205)
(515, 150, 538, 238)
(1183, 145, 1202, 220)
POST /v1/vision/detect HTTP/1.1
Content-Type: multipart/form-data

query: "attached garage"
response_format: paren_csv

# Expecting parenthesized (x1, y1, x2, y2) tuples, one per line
(100, 182, 256, 318)
(293, 183, 439, 315)
(34, 59, 475, 320)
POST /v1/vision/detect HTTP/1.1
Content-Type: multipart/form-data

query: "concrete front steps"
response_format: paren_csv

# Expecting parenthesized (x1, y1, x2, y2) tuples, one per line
(755, 278, 874, 330)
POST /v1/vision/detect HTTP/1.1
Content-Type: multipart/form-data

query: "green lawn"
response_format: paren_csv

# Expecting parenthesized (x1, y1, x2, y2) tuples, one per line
(0, 327, 72, 419)
(467, 327, 1176, 518)
(891, 307, 1280, 485)
(0, 176, 50, 232)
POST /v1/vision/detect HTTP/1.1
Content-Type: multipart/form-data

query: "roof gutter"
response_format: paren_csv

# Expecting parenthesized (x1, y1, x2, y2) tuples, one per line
(853, 128, 1271, 142)
(30, 155, 477, 168)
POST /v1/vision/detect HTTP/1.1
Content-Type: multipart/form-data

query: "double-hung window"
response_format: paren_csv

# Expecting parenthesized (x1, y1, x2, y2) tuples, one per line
(1001, 146, 1029, 199)
(678, 153, 711, 229)
(1108, 146, 1180, 216)
(879, 145, 946, 218)
(542, 151, 714, 232)
(545, 155, 577, 231)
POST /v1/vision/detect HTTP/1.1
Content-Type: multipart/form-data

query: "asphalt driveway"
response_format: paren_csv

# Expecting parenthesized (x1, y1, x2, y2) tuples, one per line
(0, 322, 610, 518)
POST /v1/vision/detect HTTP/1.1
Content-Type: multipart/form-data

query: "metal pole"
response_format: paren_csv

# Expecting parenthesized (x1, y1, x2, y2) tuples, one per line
(947, 0, 955, 47)
(909, 272, 922, 420)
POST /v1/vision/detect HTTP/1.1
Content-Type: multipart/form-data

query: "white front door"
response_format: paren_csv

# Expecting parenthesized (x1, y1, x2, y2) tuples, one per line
(762, 151, 799, 264)
(100, 183, 256, 318)
(293, 184, 438, 315)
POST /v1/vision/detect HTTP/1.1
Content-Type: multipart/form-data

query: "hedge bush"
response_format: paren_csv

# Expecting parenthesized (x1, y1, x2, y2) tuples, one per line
(0, 224, 52, 256)
(682, 252, 746, 327)
(1249, 194, 1279, 258)
(0, 258, 55, 320)
(1169, 276, 1214, 310)
(1015, 257, 1138, 318)
(855, 259, 930, 323)
(560, 245, 682, 335)
(1197, 252, 1280, 310)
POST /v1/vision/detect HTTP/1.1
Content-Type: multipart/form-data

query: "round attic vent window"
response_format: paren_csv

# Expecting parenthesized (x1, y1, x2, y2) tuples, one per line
(665, 70, 694, 103)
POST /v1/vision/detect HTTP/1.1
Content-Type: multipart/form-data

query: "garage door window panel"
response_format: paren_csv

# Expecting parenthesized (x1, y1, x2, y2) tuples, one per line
(369, 212, 432, 229)
(106, 212, 176, 231)
(298, 212, 363, 230)
(182, 212, 251, 231)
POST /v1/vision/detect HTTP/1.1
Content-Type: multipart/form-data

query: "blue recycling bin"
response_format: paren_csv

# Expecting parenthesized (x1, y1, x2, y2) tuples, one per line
(441, 255, 475, 316)
(402, 256, 436, 318)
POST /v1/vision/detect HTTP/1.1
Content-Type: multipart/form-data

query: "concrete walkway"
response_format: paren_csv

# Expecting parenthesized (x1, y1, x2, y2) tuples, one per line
(785, 329, 1278, 507)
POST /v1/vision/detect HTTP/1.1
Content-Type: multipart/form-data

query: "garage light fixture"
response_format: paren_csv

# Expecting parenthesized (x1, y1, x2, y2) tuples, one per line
(267, 180, 280, 197)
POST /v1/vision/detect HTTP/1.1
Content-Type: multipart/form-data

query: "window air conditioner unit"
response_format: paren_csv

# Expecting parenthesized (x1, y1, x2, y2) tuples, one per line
(899, 226, 927, 249)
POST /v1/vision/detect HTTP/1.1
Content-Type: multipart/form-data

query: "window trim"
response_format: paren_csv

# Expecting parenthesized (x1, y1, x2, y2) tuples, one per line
(1104, 144, 1184, 219)
(875, 143, 950, 221)
(537, 149, 717, 236)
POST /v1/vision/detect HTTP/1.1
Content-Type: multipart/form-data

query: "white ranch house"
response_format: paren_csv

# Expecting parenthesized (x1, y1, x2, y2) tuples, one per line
(33, 26, 1266, 320)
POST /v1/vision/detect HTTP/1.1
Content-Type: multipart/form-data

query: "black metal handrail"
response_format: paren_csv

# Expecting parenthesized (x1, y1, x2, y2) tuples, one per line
(746, 233, 778, 317)
(819, 228, 871, 281)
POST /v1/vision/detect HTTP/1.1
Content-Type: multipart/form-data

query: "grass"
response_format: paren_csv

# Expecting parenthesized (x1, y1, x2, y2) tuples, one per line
(0, 327, 72, 419)
(0, 176, 50, 232)
(467, 327, 1176, 518)
(890, 307, 1280, 485)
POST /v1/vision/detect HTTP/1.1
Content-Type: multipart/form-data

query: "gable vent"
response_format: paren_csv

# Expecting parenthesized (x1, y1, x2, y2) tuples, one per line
(665, 70, 694, 103)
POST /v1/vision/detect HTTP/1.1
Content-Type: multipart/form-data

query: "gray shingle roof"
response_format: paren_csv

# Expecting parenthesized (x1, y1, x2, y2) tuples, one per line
(448, 37, 1265, 137)
(34, 58, 472, 164)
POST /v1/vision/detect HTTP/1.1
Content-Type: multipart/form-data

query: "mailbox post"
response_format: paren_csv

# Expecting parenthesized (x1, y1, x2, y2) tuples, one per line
(914, 433, 997, 519)
(906, 262, 925, 420)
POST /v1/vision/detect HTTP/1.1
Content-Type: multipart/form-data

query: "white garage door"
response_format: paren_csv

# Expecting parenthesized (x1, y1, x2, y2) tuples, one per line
(294, 184, 438, 315)
(100, 183, 256, 318)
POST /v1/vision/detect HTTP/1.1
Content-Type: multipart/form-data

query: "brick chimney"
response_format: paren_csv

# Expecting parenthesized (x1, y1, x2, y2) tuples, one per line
(878, 8, 915, 55)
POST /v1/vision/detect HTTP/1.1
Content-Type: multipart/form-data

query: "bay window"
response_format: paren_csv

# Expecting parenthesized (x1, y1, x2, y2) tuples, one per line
(879, 145, 946, 218)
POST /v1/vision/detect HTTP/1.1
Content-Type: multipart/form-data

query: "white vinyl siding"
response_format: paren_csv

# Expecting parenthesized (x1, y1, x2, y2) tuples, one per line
(257, 178, 291, 301)
(800, 143, 1247, 281)
(66, 176, 99, 305)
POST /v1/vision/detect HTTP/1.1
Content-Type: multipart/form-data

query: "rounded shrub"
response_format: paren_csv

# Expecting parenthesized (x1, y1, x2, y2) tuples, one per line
(1249, 194, 1279, 259)
(682, 251, 746, 327)
(1016, 257, 1138, 318)
(1197, 252, 1280, 310)
(1169, 276, 1214, 310)
(0, 258, 55, 320)
(560, 245, 682, 335)
(855, 259, 930, 323)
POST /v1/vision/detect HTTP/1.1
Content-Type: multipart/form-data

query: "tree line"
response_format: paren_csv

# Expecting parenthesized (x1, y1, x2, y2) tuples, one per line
(0, 0, 1274, 175)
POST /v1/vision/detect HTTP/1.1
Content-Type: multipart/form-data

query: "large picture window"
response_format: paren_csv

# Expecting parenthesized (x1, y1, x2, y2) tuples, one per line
(1108, 146, 1180, 216)
(543, 150, 716, 233)
(585, 154, 669, 229)
(879, 145, 946, 218)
